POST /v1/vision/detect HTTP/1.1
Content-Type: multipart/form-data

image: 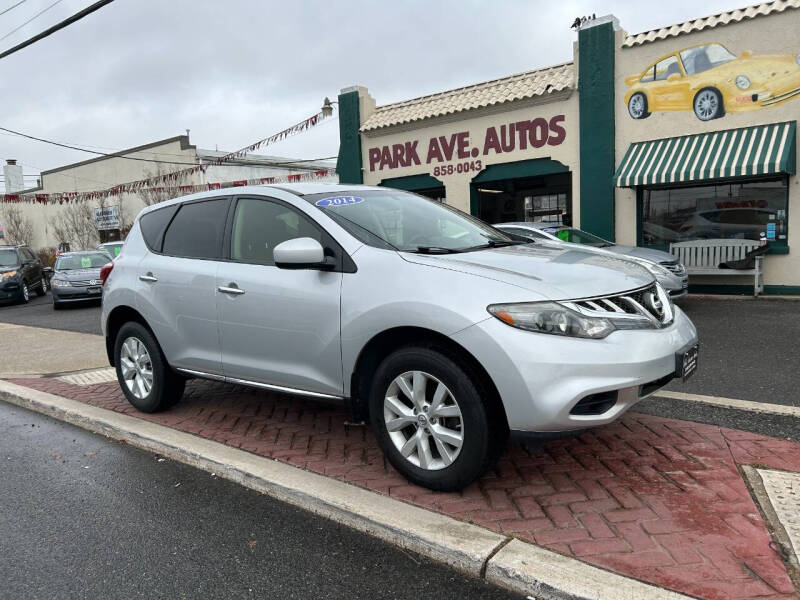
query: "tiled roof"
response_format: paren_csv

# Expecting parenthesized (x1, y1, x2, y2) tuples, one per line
(360, 62, 574, 132)
(623, 0, 800, 47)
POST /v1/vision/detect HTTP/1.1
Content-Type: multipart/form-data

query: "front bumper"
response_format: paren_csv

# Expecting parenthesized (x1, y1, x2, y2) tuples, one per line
(0, 279, 22, 301)
(52, 286, 103, 302)
(450, 306, 698, 432)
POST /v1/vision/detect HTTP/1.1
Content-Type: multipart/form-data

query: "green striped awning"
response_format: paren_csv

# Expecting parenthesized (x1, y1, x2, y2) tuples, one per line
(614, 121, 796, 187)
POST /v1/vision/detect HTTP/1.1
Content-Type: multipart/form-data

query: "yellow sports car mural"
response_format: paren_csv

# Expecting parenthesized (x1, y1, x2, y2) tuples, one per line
(624, 43, 800, 121)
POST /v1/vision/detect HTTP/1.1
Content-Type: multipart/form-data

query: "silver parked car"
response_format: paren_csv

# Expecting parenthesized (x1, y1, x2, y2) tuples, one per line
(51, 251, 110, 309)
(101, 184, 698, 491)
(495, 222, 689, 298)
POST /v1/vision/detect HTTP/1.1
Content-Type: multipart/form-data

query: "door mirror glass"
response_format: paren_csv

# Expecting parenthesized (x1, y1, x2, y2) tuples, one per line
(273, 237, 326, 269)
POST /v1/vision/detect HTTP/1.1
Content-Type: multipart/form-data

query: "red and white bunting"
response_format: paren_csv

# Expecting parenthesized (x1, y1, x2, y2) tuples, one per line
(0, 169, 336, 204)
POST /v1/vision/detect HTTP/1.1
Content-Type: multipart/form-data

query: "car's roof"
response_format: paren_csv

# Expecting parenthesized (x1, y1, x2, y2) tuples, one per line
(98, 241, 124, 246)
(138, 183, 386, 218)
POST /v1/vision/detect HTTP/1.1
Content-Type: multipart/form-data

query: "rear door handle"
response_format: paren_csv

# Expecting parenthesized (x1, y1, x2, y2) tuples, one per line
(139, 273, 157, 282)
(218, 285, 245, 296)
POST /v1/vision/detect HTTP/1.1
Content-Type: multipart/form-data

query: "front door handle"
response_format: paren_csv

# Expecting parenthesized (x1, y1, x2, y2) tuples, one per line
(218, 285, 245, 296)
(139, 273, 157, 282)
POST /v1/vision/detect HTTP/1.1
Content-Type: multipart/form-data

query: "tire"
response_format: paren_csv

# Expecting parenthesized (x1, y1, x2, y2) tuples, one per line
(693, 88, 724, 121)
(369, 346, 505, 492)
(36, 275, 47, 296)
(627, 92, 650, 119)
(114, 322, 185, 413)
(19, 281, 30, 304)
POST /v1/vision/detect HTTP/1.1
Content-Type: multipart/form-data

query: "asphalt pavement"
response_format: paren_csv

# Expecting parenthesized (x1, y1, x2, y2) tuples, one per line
(0, 401, 517, 600)
(0, 292, 101, 335)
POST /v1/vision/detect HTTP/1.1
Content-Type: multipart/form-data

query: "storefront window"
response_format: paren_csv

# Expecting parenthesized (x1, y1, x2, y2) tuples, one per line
(641, 177, 788, 247)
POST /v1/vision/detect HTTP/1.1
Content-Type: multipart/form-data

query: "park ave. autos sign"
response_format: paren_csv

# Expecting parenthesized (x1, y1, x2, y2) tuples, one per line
(94, 205, 120, 230)
(366, 115, 566, 174)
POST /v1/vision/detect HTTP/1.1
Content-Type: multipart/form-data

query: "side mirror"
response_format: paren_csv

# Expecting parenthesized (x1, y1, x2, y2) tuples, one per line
(43, 267, 54, 274)
(667, 73, 681, 82)
(273, 237, 331, 270)
(740, 50, 753, 58)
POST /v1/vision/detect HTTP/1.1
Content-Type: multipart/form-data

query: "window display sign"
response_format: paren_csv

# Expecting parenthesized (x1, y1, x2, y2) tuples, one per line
(94, 205, 120, 231)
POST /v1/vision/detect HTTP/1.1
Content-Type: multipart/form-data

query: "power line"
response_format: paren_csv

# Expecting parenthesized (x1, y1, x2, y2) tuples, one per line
(0, 0, 64, 43)
(0, 0, 29, 18)
(0, 0, 114, 61)
(0, 124, 338, 169)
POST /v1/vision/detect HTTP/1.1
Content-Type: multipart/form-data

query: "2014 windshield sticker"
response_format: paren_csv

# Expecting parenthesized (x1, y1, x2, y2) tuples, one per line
(315, 196, 364, 207)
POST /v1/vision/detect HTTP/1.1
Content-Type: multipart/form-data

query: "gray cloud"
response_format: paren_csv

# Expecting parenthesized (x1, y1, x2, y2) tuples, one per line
(1, 0, 755, 190)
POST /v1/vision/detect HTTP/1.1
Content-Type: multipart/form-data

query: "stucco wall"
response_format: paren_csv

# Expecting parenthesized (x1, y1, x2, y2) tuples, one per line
(613, 9, 800, 287)
(359, 93, 581, 224)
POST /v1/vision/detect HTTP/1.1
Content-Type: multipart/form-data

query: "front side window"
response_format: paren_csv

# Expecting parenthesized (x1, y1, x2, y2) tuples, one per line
(654, 56, 681, 81)
(162, 199, 229, 259)
(230, 198, 322, 266)
(55, 252, 110, 270)
(544, 227, 611, 247)
(305, 189, 513, 253)
(0, 249, 19, 266)
(642, 178, 788, 246)
(680, 44, 736, 75)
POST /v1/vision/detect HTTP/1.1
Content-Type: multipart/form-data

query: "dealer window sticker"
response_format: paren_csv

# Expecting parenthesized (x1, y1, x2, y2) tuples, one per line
(315, 196, 364, 207)
(81, 256, 92, 268)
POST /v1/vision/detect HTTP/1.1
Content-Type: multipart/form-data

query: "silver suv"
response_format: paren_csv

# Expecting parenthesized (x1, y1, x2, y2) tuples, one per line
(102, 184, 698, 491)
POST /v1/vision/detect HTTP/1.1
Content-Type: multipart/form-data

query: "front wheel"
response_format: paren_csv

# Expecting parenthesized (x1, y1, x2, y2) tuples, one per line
(693, 88, 724, 121)
(627, 92, 650, 119)
(369, 346, 505, 491)
(114, 322, 185, 413)
(19, 282, 30, 303)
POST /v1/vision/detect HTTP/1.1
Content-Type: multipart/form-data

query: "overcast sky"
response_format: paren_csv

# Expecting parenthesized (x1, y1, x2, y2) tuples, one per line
(0, 0, 757, 191)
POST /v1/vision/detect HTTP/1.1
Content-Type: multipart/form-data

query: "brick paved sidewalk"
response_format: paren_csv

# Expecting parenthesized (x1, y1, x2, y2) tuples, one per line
(8, 376, 799, 600)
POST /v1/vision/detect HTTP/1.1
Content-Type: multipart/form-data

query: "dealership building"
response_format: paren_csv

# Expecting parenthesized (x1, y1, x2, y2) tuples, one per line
(335, 0, 800, 293)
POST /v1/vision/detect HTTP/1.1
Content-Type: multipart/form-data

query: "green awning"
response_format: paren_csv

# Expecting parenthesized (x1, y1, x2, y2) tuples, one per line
(614, 121, 796, 188)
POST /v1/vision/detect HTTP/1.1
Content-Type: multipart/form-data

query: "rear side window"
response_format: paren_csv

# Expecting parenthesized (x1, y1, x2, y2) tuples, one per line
(140, 205, 179, 252)
(162, 199, 229, 259)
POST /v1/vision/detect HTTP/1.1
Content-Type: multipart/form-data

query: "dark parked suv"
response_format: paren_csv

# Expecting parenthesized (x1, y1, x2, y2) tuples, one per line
(0, 245, 47, 303)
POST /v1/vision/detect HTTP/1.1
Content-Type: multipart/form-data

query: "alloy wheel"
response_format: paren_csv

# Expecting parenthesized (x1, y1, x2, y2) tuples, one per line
(22, 283, 29, 302)
(383, 370, 464, 470)
(41, 277, 47, 293)
(694, 90, 719, 120)
(628, 93, 645, 118)
(119, 336, 154, 400)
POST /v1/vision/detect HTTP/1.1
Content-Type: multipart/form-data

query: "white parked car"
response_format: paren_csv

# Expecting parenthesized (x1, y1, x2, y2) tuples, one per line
(101, 185, 698, 491)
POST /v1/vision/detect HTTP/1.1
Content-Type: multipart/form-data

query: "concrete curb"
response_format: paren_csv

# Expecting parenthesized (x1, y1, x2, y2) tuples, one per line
(0, 379, 694, 600)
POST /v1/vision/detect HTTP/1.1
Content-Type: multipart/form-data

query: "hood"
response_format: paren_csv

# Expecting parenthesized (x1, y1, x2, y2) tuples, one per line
(54, 268, 102, 282)
(0, 265, 20, 273)
(400, 243, 654, 300)
(600, 245, 677, 264)
(713, 55, 799, 82)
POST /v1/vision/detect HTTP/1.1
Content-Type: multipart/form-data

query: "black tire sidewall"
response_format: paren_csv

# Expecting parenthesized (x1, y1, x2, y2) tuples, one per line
(20, 282, 29, 303)
(114, 322, 171, 413)
(694, 88, 723, 121)
(369, 346, 494, 491)
(628, 92, 649, 119)
(36, 277, 47, 296)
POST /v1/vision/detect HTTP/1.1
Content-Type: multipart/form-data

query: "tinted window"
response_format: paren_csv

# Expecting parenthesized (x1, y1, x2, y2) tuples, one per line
(55, 253, 110, 270)
(654, 56, 681, 81)
(20, 248, 36, 261)
(230, 198, 322, 266)
(0, 249, 19, 266)
(140, 205, 179, 252)
(162, 199, 229, 259)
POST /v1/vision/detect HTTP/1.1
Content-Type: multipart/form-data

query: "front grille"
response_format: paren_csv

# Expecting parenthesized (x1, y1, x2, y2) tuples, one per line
(70, 280, 99, 287)
(659, 261, 687, 277)
(564, 283, 673, 327)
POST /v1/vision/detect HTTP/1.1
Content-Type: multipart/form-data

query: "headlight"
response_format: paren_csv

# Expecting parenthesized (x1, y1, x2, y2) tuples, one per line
(51, 279, 71, 288)
(1, 270, 18, 279)
(637, 259, 672, 277)
(488, 302, 616, 339)
(736, 75, 751, 89)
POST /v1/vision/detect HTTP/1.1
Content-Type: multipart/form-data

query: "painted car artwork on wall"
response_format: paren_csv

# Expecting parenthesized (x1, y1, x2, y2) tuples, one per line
(624, 43, 800, 121)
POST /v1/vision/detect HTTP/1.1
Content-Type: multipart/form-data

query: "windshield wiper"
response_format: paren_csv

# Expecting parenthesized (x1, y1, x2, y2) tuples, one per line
(458, 240, 525, 252)
(412, 246, 460, 254)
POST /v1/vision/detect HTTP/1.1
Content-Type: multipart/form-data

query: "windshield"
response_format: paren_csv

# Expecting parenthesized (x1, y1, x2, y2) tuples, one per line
(55, 253, 110, 271)
(304, 189, 515, 252)
(545, 227, 611, 247)
(100, 243, 123, 257)
(680, 44, 736, 75)
(0, 249, 19, 267)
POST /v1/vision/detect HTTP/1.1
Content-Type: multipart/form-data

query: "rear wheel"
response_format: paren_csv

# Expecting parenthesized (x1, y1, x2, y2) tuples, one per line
(36, 276, 47, 296)
(114, 322, 185, 412)
(369, 346, 505, 491)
